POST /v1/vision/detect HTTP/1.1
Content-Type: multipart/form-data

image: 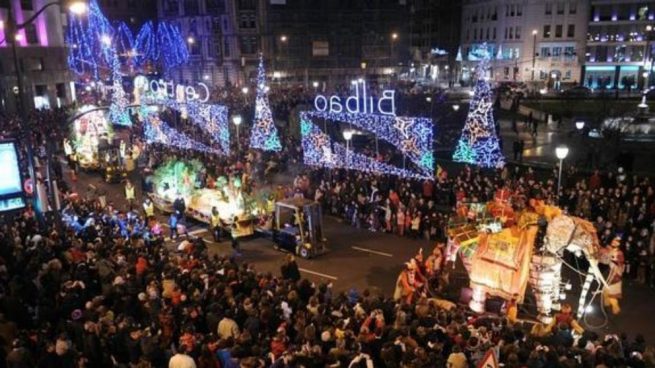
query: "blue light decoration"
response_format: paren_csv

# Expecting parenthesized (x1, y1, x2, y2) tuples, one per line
(115, 21, 135, 59)
(452, 44, 505, 168)
(65, 0, 114, 77)
(142, 93, 230, 155)
(133, 20, 189, 72)
(107, 49, 132, 126)
(249, 54, 282, 152)
(143, 113, 221, 155)
(300, 111, 434, 180)
(133, 21, 158, 68)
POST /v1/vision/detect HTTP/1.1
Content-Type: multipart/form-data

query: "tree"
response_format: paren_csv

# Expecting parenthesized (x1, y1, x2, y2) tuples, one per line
(452, 45, 505, 168)
(249, 54, 282, 152)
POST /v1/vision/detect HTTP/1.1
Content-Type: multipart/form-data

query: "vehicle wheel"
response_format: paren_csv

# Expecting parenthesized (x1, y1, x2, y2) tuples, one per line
(299, 247, 310, 259)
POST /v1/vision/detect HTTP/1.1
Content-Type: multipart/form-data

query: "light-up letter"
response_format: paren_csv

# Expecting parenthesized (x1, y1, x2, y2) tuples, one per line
(377, 90, 396, 116)
(329, 96, 343, 113)
(197, 83, 210, 103)
(314, 95, 328, 112)
(346, 83, 360, 113)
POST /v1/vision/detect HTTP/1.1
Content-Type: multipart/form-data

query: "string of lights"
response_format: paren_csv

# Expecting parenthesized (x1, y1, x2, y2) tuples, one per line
(65, 0, 114, 77)
(143, 113, 220, 155)
(452, 44, 505, 168)
(300, 118, 430, 180)
(249, 54, 282, 152)
(133, 20, 189, 71)
(143, 95, 230, 155)
(107, 48, 131, 126)
(115, 21, 135, 59)
(300, 111, 434, 178)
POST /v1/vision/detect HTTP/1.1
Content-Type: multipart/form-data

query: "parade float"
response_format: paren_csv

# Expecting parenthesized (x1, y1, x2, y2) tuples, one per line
(148, 159, 268, 237)
(70, 105, 114, 170)
(447, 190, 615, 323)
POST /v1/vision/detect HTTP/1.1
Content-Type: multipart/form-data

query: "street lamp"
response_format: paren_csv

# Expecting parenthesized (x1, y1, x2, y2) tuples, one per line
(312, 81, 319, 88)
(5, 0, 88, 224)
(241, 86, 249, 104)
(575, 121, 585, 130)
(187, 36, 195, 44)
(555, 145, 569, 196)
(532, 29, 538, 82)
(452, 104, 460, 111)
(390, 33, 398, 68)
(232, 115, 242, 143)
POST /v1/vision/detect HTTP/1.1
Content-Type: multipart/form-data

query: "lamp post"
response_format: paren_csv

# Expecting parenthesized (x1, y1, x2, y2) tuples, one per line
(555, 145, 569, 197)
(343, 130, 353, 165)
(241, 86, 249, 104)
(6, 0, 87, 223)
(232, 115, 242, 148)
(532, 29, 538, 82)
(390, 33, 398, 68)
(575, 120, 585, 131)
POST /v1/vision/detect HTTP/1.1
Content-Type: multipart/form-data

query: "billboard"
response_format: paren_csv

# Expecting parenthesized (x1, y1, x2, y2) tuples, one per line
(0, 140, 26, 212)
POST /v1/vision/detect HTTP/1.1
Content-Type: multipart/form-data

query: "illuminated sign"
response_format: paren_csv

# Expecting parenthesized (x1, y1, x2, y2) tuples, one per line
(134, 76, 210, 103)
(431, 48, 448, 56)
(314, 80, 396, 116)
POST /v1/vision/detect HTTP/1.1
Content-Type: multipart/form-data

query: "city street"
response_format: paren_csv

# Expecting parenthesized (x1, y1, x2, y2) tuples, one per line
(69, 162, 655, 342)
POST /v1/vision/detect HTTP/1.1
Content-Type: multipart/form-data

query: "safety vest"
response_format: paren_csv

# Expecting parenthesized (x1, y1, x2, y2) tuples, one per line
(143, 201, 154, 217)
(210, 213, 221, 227)
(125, 185, 135, 200)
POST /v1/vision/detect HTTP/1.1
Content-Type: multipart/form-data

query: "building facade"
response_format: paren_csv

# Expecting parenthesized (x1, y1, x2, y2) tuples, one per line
(583, 1, 655, 91)
(98, 0, 157, 30)
(0, 0, 75, 114)
(264, 0, 410, 87)
(460, 0, 588, 88)
(407, 0, 462, 86)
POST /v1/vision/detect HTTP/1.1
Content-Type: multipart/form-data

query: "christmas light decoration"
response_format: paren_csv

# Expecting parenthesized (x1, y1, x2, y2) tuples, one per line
(65, 0, 114, 77)
(133, 20, 189, 72)
(107, 47, 132, 126)
(115, 21, 135, 59)
(143, 113, 221, 155)
(452, 44, 505, 168)
(249, 54, 282, 152)
(300, 111, 434, 179)
(142, 95, 230, 155)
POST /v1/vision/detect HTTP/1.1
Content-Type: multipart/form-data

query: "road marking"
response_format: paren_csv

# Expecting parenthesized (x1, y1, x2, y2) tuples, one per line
(299, 268, 338, 280)
(352, 246, 393, 257)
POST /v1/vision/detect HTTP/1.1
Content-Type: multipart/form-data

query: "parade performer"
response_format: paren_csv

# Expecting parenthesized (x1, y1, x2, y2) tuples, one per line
(142, 197, 154, 218)
(210, 207, 222, 242)
(601, 236, 625, 315)
(124, 180, 136, 208)
(550, 303, 584, 334)
(393, 259, 425, 304)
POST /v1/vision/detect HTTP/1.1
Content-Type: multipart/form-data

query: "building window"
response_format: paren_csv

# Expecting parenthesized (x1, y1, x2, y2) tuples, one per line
(493, 28, 496, 39)
(504, 27, 508, 40)
(552, 47, 562, 57)
(163, 0, 178, 15)
(515, 26, 521, 39)
(517, 4, 522, 16)
(569, 2, 577, 14)
(239, 36, 258, 55)
(555, 24, 563, 38)
(184, 0, 199, 16)
(474, 28, 478, 40)
(557, 2, 564, 15)
(505, 4, 509, 17)
(25, 24, 39, 45)
(466, 29, 470, 41)
(20, 0, 32, 11)
(486, 28, 490, 40)
(510, 4, 515, 16)
(545, 2, 552, 15)
(564, 46, 575, 59)
(567, 24, 575, 38)
(543, 25, 551, 38)
(312, 41, 329, 56)
(509, 27, 513, 39)
(541, 47, 551, 58)
(223, 39, 230, 57)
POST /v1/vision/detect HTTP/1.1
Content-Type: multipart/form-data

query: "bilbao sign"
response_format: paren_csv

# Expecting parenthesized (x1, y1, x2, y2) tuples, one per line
(314, 80, 396, 116)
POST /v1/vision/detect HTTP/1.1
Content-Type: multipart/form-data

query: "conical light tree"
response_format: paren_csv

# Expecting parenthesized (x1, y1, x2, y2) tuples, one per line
(452, 45, 505, 168)
(249, 54, 282, 152)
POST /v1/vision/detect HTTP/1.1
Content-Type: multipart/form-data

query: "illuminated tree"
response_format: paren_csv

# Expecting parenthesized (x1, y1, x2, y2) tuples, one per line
(249, 54, 282, 152)
(452, 46, 505, 168)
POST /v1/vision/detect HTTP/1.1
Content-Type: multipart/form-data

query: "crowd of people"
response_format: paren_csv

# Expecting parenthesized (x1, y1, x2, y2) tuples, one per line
(0, 84, 654, 367)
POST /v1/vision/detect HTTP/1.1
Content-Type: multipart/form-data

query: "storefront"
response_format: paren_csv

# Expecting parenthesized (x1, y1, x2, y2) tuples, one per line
(583, 65, 643, 90)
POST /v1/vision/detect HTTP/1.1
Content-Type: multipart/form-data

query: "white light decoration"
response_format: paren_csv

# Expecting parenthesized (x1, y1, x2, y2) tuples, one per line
(555, 146, 569, 160)
(249, 54, 282, 151)
(300, 110, 434, 179)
